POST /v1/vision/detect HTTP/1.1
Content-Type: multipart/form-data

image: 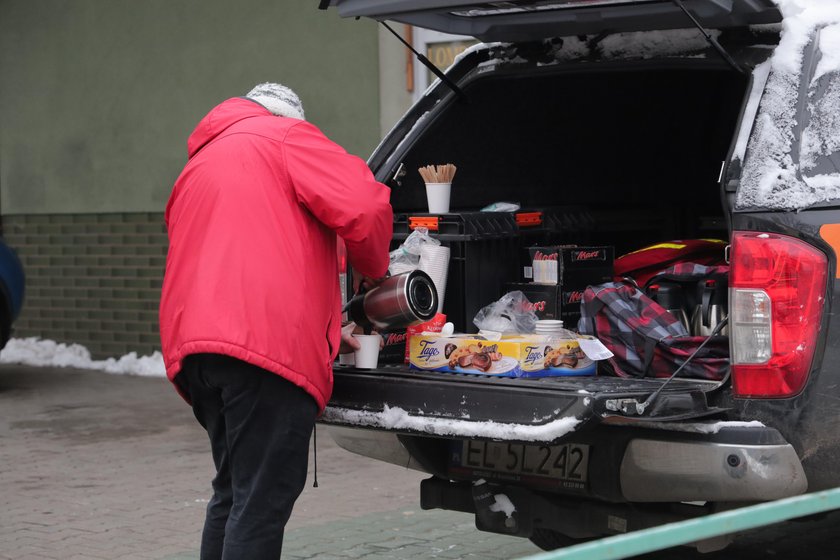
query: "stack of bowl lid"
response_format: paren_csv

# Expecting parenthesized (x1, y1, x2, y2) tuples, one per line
(535, 319, 565, 335)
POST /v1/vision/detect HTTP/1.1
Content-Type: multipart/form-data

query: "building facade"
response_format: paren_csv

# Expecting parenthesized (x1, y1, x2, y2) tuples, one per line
(0, 0, 464, 358)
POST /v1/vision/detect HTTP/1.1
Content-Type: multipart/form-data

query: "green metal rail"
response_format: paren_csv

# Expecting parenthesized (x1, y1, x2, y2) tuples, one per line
(517, 487, 840, 560)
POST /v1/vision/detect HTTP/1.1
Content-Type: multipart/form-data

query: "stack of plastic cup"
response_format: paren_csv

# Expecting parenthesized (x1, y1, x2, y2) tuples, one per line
(535, 319, 565, 335)
(419, 244, 450, 314)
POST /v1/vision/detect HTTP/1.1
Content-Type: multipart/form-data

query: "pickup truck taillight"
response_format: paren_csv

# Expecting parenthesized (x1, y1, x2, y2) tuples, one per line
(729, 231, 827, 398)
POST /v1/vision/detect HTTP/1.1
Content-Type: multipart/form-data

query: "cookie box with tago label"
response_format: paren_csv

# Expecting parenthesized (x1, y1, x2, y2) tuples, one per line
(408, 334, 603, 377)
(515, 335, 601, 377)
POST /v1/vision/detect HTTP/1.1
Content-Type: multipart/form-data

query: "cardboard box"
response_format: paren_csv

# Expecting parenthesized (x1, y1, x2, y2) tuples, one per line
(507, 282, 562, 320)
(513, 245, 614, 328)
(377, 329, 410, 364)
(522, 245, 614, 285)
(408, 333, 597, 377)
(375, 313, 448, 365)
(505, 282, 589, 330)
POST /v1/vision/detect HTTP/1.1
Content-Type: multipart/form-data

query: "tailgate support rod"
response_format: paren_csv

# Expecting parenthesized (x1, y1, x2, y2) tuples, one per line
(381, 21, 469, 103)
(672, 0, 745, 75)
(630, 317, 729, 416)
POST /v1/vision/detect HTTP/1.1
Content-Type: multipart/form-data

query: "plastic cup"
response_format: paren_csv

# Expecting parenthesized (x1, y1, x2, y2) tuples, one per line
(424, 267, 448, 312)
(425, 183, 451, 214)
(419, 244, 450, 313)
(338, 352, 355, 366)
(533, 260, 558, 284)
(352, 334, 381, 369)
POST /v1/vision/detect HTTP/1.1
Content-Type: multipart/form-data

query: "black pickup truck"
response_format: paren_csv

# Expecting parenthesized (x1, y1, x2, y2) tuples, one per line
(317, 0, 840, 552)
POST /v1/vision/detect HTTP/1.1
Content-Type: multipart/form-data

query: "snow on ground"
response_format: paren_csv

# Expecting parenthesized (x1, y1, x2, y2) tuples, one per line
(0, 337, 165, 377)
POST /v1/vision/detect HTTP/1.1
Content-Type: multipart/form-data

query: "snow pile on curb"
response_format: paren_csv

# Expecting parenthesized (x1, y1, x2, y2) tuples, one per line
(0, 337, 166, 377)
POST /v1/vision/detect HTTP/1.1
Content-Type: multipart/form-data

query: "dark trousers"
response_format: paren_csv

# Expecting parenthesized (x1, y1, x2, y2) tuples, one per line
(176, 354, 318, 560)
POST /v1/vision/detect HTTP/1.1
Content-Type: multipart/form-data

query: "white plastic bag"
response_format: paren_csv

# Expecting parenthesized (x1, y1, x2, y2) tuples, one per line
(388, 227, 441, 275)
(480, 201, 521, 212)
(473, 291, 538, 334)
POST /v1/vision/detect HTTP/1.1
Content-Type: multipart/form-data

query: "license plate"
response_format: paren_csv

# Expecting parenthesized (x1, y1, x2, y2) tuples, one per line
(450, 440, 589, 491)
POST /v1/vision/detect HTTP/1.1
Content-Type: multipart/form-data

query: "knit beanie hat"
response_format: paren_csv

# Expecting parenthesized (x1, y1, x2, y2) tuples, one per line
(245, 82, 305, 120)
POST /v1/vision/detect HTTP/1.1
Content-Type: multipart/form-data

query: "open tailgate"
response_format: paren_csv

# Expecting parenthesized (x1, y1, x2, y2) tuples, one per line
(321, 0, 782, 42)
(322, 365, 728, 444)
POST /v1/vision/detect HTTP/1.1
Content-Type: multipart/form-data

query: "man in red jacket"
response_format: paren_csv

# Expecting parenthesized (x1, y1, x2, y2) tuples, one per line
(159, 82, 393, 559)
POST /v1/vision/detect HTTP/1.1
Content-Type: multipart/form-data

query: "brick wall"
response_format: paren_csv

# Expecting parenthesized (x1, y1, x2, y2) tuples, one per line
(2, 213, 167, 359)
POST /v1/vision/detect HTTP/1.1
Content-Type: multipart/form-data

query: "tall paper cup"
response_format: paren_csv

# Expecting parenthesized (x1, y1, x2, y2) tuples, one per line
(352, 334, 381, 369)
(425, 182, 451, 214)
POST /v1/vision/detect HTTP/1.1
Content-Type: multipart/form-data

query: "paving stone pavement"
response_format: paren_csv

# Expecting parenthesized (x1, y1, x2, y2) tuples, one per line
(0, 365, 539, 560)
(4, 364, 840, 559)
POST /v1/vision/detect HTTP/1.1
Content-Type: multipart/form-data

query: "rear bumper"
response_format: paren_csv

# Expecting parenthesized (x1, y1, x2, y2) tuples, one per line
(327, 422, 807, 503)
(620, 438, 807, 501)
(417, 429, 806, 546)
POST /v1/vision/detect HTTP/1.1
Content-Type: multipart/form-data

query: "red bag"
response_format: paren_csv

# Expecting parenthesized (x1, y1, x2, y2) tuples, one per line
(614, 239, 727, 287)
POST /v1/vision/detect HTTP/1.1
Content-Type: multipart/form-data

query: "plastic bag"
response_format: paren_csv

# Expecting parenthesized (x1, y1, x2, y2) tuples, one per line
(473, 291, 538, 334)
(481, 201, 521, 212)
(388, 227, 441, 275)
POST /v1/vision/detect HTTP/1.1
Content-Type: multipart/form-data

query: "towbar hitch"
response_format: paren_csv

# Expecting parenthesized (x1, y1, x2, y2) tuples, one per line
(605, 398, 647, 416)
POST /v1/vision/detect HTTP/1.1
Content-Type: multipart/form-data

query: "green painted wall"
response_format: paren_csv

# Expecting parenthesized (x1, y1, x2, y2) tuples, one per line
(0, 0, 381, 215)
(3, 213, 167, 358)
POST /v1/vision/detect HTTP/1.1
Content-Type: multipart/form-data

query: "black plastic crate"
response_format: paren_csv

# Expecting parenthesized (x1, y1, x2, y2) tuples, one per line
(514, 206, 598, 244)
(512, 206, 598, 281)
(513, 205, 681, 258)
(393, 211, 519, 241)
(392, 212, 521, 335)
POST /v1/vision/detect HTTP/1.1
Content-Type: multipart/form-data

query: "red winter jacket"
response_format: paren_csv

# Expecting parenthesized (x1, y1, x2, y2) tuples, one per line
(159, 97, 393, 411)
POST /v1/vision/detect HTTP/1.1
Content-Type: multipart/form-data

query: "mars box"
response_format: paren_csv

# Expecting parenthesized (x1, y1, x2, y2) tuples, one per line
(522, 245, 614, 285)
(505, 281, 590, 330)
(514, 245, 614, 327)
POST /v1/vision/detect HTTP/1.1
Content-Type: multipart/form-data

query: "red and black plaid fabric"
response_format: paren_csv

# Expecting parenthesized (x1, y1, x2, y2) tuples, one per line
(645, 263, 730, 289)
(578, 279, 728, 380)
